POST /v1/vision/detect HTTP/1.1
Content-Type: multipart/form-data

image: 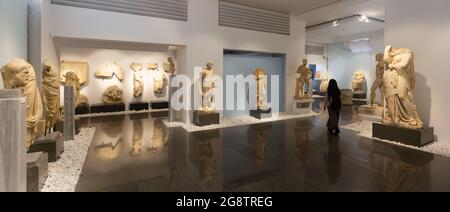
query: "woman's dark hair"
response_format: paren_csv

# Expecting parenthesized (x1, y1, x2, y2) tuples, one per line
(328, 79, 341, 97)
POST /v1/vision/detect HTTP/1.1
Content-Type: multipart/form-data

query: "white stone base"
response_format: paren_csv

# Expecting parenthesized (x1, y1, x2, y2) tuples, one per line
(290, 99, 313, 115)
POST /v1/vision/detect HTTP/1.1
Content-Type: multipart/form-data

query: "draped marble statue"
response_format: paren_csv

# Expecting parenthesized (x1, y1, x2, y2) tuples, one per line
(371, 54, 385, 106)
(1, 59, 43, 149)
(254, 68, 270, 110)
(153, 68, 167, 94)
(295, 59, 312, 100)
(352, 70, 366, 92)
(199, 62, 216, 112)
(63, 71, 89, 107)
(130, 63, 144, 97)
(42, 60, 60, 133)
(163, 57, 176, 75)
(382, 46, 423, 129)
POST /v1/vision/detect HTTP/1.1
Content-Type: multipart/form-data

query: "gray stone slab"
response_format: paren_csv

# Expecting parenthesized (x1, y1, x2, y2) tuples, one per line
(29, 132, 63, 162)
(64, 86, 75, 141)
(0, 89, 27, 192)
(26, 152, 48, 192)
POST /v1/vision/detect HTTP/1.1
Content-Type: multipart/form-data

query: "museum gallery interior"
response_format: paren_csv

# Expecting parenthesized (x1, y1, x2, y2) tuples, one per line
(1, 0, 450, 193)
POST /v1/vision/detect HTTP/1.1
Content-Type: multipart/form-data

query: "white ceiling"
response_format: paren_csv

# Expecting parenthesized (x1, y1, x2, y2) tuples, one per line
(220, 0, 342, 14)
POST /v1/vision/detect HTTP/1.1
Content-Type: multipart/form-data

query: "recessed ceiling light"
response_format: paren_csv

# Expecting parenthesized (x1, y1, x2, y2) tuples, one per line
(358, 15, 370, 23)
(332, 20, 339, 27)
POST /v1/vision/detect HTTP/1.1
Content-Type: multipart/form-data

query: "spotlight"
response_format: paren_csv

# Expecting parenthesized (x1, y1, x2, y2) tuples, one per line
(332, 20, 339, 27)
(358, 15, 370, 23)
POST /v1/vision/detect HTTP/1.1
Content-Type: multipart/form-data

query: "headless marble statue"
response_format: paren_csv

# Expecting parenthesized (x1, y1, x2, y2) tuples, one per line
(63, 71, 89, 107)
(153, 68, 167, 94)
(371, 54, 385, 106)
(1, 59, 43, 149)
(254, 68, 270, 110)
(382, 46, 423, 129)
(130, 63, 144, 97)
(199, 62, 216, 112)
(42, 60, 60, 133)
(163, 57, 176, 75)
(295, 59, 312, 100)
(352, 70, 366, 93)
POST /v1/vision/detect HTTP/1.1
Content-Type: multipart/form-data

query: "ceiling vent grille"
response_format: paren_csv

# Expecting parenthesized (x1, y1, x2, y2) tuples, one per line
(51, 0, 188, 21)
(306, 45, 324, 55)
(219, 1, 290, 35)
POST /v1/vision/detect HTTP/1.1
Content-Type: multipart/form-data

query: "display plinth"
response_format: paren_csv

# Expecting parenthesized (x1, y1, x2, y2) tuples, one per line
(352, 98, 367, 106)
(90, 103, 125, 113)
(75, 104, 90, 115)
(53, 121, 64, 133)
(129, 101, 149, 111)
(194, 111, 220, 126)
(291, 99, 313, 115)
(150, 101, 169, 109)
(250, 108, 272, 119)
(27, 152, 48, 192)
(373, 123, 434, 147)
(29, 133, 64, 162)
(353, 92, 367, 99)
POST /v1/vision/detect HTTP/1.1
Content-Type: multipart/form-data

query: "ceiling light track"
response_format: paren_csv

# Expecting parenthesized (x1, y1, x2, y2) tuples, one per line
(306, 14, 384, 31)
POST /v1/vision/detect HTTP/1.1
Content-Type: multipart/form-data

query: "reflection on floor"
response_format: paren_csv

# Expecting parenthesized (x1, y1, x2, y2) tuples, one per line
(75, 108, 450, 192)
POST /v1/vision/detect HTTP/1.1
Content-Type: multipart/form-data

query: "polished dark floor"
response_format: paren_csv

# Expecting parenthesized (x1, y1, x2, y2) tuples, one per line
(75, 108, 450, 192)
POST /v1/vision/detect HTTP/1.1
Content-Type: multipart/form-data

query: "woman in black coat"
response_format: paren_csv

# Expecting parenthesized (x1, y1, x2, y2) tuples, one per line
(324, 79, 342, 135)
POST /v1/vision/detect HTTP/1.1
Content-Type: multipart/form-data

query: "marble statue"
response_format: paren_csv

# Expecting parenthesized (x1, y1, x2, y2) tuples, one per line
(320, 74, 330, 93)
(148, 63, 158, 70)
(130, 63, 144, 97)
(102, 85, 124, 104)
(60, 60, 88, 85)
(42, 60, 60, 133)
(163, 57, 176, 75)
(371, 53, 385, 106)
(199, 62, 216, 112)
(153, 68, 167, 94)
(63, 71, 89, 106)
(382, 46, 423, 129)
(352, 70, 366, 92)
(1, 59, 43, 149)
(95, 62, 124, 81)
(254, 68, 270, 110)
(295, 59, 313, 100)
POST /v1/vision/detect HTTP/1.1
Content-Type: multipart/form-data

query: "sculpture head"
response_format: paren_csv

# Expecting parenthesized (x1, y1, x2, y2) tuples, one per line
(302, 59, 308, 65)
(206, 62, 214, 70)
(1, 58, 35, 89)
(354, 70, 365, 80)
(254, 68, 266, 80)
(64, 71, 80, 88)
(376, 53, 384, 62)
(168, 57, 174, 64)
(42, 60, 58, 78)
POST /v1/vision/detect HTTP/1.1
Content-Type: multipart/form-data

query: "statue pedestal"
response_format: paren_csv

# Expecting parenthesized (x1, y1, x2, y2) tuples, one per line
(90, 103, 126, 113)
(341, 89, 353, 106)
(373, 123, 434, 147)
(352, 92, 367, 106)
(26, 152, 48, 192)
(290, 99, 313, 115)
(0, 89, 27, 192)
(129, 101, 149, 111)
(150, 101, 169, 110)
(29, 133, 64, 162)
(250, 108, 272, 120)
(75, 104, 90, 115)
(193, 111, 220, 126)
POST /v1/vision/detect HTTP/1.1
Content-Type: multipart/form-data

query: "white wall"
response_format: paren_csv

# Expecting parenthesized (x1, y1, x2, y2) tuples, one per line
(42, 0, 305, 122)
(59, 47, 175, 106)
(0, 0, 28, 89)
(385, 0, 450, 143)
